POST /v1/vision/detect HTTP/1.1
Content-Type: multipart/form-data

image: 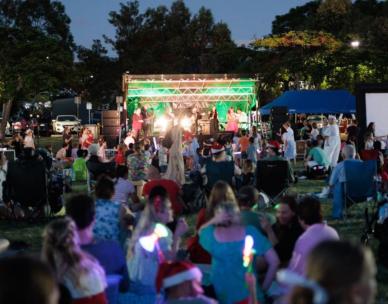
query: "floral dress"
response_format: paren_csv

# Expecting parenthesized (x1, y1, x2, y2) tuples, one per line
(127, 154, 147, 181)
(93, 199, 121, 243)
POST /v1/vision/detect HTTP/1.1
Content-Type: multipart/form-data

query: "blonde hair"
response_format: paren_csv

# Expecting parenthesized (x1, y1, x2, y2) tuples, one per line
(206, 181, 237, 220)
(128, 193, 171, 259)
(42, 217, 102, 289)
(214, 200, 241, 226)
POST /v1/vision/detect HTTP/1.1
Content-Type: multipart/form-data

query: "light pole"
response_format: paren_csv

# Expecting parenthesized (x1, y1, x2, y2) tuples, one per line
(74, 96, 81, 119)
(116, 96, 123, 143)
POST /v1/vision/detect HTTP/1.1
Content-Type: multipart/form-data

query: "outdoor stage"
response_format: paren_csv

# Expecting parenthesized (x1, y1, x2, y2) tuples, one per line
(122, 74, 259, 136)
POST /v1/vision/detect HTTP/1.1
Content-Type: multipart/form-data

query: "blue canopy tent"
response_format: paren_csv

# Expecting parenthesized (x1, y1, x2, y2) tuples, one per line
(260, 90, 356, 115)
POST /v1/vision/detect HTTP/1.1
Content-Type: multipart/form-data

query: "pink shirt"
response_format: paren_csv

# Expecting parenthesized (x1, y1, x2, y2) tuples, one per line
(288, 223, 339, 275)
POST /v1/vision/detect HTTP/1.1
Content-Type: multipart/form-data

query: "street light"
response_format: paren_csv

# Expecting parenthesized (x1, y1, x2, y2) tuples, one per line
(351, 40, 360, 48)
(74, 96, 81, 118)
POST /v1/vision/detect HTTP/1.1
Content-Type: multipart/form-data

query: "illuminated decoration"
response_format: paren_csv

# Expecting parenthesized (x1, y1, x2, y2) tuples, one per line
(123, 74, 258, 124)
(180, 116, 192, 130)
(243, 235, 255, 273)
(139, 223, 169, 263)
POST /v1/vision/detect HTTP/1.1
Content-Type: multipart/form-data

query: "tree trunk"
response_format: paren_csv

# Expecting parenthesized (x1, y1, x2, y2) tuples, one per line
(0, 99, 12, 141)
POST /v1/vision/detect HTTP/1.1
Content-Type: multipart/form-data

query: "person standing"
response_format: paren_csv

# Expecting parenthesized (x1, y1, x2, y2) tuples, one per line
(132, 108, 143, 139)
(226, 107, 238, 133)
(282, 122, 296, 163)
(62, 126, 73, 157)
(209, 106, 219, 136)
(23, 129, 35, 149)
(322, 115, 341, 168)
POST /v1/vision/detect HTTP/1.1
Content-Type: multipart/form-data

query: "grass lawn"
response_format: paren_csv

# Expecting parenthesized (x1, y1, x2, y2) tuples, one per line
(1, 136, 387, 301)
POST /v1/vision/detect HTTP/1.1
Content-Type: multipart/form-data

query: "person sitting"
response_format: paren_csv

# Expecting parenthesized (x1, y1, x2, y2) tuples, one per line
(329, 144, 362, 219)
(271, 195, 304, 267)
(86, 144, 115, 181)
(202, 142, 241, 192)
(142, 165, 183, 216)
(93, 175, 132, 244)
(56, 143, 70, 161)
(237, 185, 276, 237)
(66, 194, 130, 294)
(72, 149, 88, 183)
(42, 217, 107, 304)
(263, 140, 295, 183)
(240, 159, 255, 187)
(124, 186, 188, 303)
(156, 261, 217, 304)
(304, 139, 330, 177)
(112, 165, 136, 204)
(288, 196, 339, 275)
(287, 241, 376, 304)
(199, 200, 279, 303)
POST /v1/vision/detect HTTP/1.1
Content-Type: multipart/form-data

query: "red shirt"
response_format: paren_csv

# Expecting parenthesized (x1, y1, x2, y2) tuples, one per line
(142, 179, 182, 215)
(132, 114, 142, 131)
(239, 136, 250, 152)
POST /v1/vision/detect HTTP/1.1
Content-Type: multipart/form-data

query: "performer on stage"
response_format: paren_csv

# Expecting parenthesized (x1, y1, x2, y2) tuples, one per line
(209, 106, 219, 135)
(237, 109, 248, 130)
(226, 107, 238, 133)
(132, 108, 143, 138)
(191, 108, 202, 135)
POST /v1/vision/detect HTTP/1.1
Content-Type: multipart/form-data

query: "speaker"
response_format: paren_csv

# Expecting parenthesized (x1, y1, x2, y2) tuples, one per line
(102, 118, 120, 127)
(102, 111, 119, 119)
(271, 106, 288, 116)
(102, 126, 120, 136)
(199, 119, 210, 135)
(216, 131, 234, 143)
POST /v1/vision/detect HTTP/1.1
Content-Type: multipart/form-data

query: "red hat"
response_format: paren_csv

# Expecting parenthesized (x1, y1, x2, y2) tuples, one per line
(211, 142, 225, 154)
(156, 261, 202, 292)
(267, 140, 281, 150)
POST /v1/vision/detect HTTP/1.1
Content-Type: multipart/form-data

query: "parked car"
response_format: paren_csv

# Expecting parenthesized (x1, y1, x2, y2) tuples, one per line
(52, 115, 81, 134)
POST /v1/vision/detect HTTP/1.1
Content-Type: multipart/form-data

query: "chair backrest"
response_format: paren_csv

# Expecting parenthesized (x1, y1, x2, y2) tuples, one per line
(255, 160, 289, 197)
(344, 160, 377, 200)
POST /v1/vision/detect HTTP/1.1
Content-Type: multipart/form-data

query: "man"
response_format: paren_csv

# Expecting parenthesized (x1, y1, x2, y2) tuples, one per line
(66, 194, 129, 293)
(238, 130, 250, 159)
(156, 261, 216, 304)
(329, 144, 362, 219)
(304, 139, 330, 171)
(263, 140, 294, 183)
(322, 115, 341, 168)
(288, 196, 339, 275)
(202, 142, 241, 192)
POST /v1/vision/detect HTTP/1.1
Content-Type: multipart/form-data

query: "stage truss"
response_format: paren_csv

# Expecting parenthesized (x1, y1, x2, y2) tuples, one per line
(123, 74, 258, 111)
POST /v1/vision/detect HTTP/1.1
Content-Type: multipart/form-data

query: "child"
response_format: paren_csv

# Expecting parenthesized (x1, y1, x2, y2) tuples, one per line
(72, 149, 88, 182)
(241, 159, 255, 187)
(124, 186, 188, 303)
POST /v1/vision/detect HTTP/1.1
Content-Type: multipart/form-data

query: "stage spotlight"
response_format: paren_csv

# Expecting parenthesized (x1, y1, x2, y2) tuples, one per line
(155, 117, 168, 132)
(180, 117, 192, 130)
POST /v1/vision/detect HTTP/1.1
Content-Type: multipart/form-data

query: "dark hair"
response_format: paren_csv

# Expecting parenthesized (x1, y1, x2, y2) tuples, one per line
(238, 185, 258, 208)
(66, 194, 95, 230)
(279, 195, 298, 213)
(128, 143, 134, 150)
(289, 241, 374, 304)
(249, 137, 254, 144)
(241, 130, 246, 136)
(144, 144, 150, 151)
(0, 256, 57, 304)
(311, 139, 319, 147)
(149, 185, 168, 205)
(373, 140, 382, 151)
(95, 175, 115, 199)
(116, 165, 128, 179)
(76, 149, 84, 158)
(297, 196, 322, 225)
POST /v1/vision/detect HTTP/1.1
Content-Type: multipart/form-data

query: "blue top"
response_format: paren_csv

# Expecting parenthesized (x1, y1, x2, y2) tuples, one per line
(93, 199, 121, 243)
(247, 144, 257, 162)
(199, 225, 272, 304)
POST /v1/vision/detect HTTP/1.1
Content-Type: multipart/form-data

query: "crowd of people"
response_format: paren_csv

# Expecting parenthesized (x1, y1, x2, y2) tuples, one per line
(0, 111, 383, 304)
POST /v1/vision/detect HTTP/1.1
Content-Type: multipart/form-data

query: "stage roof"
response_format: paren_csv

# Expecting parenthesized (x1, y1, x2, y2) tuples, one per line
(260, 90, 356, 115)
(123, 74, 258, 109)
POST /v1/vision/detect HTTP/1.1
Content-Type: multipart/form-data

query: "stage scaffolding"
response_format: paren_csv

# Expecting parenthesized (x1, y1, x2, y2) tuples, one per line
(122, 74, 259, 131)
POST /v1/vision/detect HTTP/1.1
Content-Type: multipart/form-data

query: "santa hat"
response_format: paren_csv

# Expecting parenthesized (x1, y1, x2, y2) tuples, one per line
(267, 140, 281, 150)
(211, 142, 225, 154)
(156, 261, 202, 292)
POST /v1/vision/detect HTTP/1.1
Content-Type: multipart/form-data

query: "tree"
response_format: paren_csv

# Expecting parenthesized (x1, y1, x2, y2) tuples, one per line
(0, 0, 74, 139)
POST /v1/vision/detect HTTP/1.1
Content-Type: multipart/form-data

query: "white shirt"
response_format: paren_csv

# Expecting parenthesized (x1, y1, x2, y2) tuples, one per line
(311, 128, 319, 140)
(23, 135, 35, 149)
(124, 136, 135, 147)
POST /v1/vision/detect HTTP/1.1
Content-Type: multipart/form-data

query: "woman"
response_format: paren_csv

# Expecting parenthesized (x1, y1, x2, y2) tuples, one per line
(115, 143, 127, 166)
(23, 129, 35, 149)
(286, 241, 376, 304)
(188, 181, 238, 264)
(281, 122, 296, 162)
(199, 200, 279, 303)
(125, 186, 188, 303)
(9, 132, 23, 158)
(209, 106, 219, 135)
(226, 107, 238, 133)
(127, 143, 148, 198)
(164, 126, 185, 186)
(93, 175, 127, 243)
(42, 217, 107, 304)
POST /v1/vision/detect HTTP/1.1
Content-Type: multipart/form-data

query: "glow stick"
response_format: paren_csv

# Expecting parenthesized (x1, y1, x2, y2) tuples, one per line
(243, 235, 255, 273)
(139, 223, 169, 262)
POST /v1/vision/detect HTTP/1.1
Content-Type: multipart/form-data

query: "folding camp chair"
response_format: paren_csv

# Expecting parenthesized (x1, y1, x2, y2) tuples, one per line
(343, 160, 378, 218)
(255, 160, 290, 205)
